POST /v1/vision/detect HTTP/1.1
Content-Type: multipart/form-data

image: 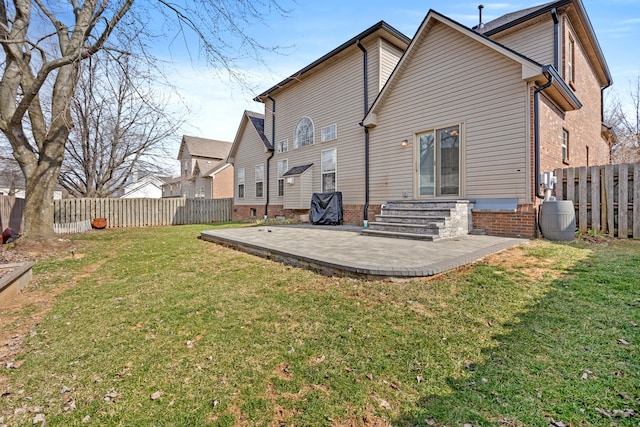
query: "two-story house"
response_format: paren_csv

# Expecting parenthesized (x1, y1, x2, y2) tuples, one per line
(228, 0, 612, 238)
(163, 135, 234, 199)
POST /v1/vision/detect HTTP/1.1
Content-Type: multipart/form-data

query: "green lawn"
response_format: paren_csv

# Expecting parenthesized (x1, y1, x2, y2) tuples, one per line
(1, 224, 638, 426)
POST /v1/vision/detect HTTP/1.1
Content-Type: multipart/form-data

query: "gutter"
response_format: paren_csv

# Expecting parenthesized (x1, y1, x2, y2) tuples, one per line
(265, 96, 276, 218)
(356, 39, 370, 223)
(551, 8, 559, 70)
(534, 73, 554, 200)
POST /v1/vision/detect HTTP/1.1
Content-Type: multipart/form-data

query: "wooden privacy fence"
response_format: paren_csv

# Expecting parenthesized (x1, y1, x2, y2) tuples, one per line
(554, 163, 640, 238)
(54, 197, 233, 230)
(0, 196, 25, 234)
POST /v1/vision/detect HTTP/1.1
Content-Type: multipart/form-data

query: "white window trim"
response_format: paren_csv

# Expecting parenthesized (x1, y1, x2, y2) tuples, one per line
(294, 116, 315, 149)
(255, 164, 264, 198)
(567, 36, 575, 84)
(321, 148, 337, 193)
(413, 122, 464, 198)
(321, 124, 338, 142)
(237, 168, 245, 199)
(562, 128, 569, 162)
(277, 159, 288, 197)
(276, 139, 289, 153)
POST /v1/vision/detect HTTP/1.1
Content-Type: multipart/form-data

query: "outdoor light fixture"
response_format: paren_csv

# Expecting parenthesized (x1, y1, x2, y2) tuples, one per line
(401, 139, 409, 148)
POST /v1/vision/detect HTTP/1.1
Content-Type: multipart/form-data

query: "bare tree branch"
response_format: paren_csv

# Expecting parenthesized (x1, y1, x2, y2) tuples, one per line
(607, 75, 640, 163)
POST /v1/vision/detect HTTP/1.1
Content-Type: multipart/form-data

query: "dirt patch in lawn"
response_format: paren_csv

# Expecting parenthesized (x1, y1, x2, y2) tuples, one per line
(0, 238, 92, 387)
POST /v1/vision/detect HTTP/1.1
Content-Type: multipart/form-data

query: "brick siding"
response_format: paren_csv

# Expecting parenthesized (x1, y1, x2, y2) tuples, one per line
(472, 204, 538, 238)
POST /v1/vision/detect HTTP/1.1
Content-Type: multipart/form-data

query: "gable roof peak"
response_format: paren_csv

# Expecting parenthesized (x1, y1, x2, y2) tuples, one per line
(256, 20, 410, 99)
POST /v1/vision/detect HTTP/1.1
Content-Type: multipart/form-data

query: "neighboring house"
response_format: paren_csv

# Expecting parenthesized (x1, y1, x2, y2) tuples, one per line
(119, 172, 168, 199)
(229, 0, 612, 238)
(0, 178, 63, 200)
(162, 136, 234, 199)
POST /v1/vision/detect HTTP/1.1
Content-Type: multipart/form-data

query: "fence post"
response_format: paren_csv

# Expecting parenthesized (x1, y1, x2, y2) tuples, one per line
(604, 164, 615, 237)
(590, 165, 601, 233)
(578, 166, 588, 233)
(618, 163, 628, 238)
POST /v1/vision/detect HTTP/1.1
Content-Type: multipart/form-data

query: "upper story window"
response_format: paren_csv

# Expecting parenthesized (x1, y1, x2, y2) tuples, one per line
(276, 139, 288, 153)
(562, 129, 569, 163)
(294, 117, 314, 149)
(321, 124, 337, 142)
(567, 36, 575, 85)
(182, 159, 190, 177)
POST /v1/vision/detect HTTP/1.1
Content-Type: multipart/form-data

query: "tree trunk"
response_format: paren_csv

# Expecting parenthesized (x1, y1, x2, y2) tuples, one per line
(13, 62, 76, 239)
(23, 162, 60, 239)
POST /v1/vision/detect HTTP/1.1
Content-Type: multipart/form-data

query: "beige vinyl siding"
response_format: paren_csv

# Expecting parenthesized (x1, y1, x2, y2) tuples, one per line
(284, 168, 314, 209)
(233, 120, 270, 206)
(379, 38, 404, 90)
(368, 21, 530, 204)
(367, 40, 381, 111)
(265, 37, 383, 208)
(490, 17, 555, 67)
(194, 176, 212, 198)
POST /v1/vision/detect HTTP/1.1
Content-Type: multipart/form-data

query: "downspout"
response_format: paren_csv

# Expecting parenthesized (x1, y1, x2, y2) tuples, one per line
(534, 73, 554, 200)
(265, 95, 276, 218)
(356, 39, 369, 223)
(551, 8, 559, 70)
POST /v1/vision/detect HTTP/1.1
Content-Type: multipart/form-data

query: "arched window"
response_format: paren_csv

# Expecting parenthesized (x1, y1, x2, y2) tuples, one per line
(294, 117, 314, 149)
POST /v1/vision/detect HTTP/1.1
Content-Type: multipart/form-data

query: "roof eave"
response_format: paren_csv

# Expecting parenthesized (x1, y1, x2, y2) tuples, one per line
(482, 0, 571, 36)
(540, 65, 582, 111)
(364, 10, 544, 124)
(255, 21, 410, 100)
(483, 0, 611, 88)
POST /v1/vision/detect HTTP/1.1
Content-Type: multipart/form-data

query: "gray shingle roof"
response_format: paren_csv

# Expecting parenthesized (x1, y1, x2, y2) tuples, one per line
(246, 111, 271, 150)
(476, 1, 559, 35)
(283, 164, 313, 176)
(182, 136, 232, 159)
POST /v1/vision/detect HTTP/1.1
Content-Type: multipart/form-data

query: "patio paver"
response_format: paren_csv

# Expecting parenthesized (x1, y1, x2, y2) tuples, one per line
(201, 225, 527, 279)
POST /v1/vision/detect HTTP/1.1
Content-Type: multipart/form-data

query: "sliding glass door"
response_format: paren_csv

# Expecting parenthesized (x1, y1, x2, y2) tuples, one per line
(417, 125, 460, 197)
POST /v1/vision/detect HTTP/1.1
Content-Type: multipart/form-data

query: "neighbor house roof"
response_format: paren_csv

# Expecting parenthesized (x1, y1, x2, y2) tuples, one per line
(194, 159, 226, 177)
(195, 159, 231, 177)
(477, 0, 611, 87)
(255, 21, 410, 100)
(179, 136, 232, 160)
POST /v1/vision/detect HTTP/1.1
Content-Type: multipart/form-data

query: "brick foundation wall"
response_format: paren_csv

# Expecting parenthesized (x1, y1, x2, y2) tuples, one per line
(344, 204, 383, 225)
(472, 204, 538, 238)
(233, 203, 380, 225)
(232, 204, 263, 221)
(235, 202, 539, 238)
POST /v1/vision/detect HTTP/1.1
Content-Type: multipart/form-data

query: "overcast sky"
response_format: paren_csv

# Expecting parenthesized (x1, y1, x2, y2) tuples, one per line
(157, 0, 640, 170)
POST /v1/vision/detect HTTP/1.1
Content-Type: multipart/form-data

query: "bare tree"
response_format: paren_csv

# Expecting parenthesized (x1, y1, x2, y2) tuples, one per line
(58, 51, 182, 198)
(607, 76, 640, 164)
(0, 0, 290, 239)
